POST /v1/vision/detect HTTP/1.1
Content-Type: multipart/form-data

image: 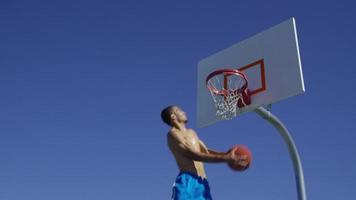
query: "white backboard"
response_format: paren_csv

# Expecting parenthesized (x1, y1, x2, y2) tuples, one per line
(197, 18, 305, 127)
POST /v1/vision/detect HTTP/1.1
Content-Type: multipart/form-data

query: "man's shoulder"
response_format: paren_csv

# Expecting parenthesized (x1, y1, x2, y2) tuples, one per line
(167, 130, 184, 149)
(167, 129, 180, 141)
(167, 129, 176, 136)
(187, 128, 199, 137)
(187, 128, 196, 133)
(168, 128, 195, 136)
(167, 129, 192, 142)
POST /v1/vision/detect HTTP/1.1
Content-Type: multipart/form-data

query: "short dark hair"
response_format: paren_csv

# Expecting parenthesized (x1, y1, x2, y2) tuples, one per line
(161, 105, 175, 126)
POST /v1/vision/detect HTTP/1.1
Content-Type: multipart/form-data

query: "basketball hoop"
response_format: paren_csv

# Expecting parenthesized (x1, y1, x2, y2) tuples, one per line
(206, 69, 251, 120)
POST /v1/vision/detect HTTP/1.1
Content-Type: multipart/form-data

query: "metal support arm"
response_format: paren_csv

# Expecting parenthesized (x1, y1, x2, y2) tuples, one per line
(254, 107, 307, 200)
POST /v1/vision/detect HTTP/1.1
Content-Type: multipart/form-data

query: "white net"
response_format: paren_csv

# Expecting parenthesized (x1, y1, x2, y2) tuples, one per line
(207, 71, 248, 120)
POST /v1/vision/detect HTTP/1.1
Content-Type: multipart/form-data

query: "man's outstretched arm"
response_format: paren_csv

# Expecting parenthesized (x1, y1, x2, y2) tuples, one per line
(199, 139, 248, 166)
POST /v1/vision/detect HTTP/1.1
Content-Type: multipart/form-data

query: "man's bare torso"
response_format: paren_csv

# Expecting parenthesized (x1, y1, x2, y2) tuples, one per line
(167, 128, 207, 178)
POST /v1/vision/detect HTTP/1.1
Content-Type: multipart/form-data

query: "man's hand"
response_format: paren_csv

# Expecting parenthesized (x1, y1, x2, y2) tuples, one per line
(225, 148, 236, 163)
(226, 148, 249, 168)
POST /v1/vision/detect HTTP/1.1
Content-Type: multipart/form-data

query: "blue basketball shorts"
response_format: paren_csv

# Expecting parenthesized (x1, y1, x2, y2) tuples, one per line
(172, 171, 213, 200)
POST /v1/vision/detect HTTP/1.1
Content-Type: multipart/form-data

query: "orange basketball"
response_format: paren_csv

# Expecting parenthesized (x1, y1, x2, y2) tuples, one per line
(228, 145, 252, 171)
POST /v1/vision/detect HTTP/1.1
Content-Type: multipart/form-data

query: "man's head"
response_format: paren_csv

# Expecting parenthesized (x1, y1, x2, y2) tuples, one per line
(161, 106, 188, 126)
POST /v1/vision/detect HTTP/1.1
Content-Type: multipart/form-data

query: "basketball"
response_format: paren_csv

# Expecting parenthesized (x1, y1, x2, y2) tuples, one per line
(228, 145, 252, 171)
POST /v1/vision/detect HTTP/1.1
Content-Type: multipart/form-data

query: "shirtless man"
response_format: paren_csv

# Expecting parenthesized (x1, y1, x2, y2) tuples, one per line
(161, 105, 248, 199)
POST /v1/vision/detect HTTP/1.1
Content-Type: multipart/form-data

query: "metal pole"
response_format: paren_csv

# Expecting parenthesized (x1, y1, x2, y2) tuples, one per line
(254, 106, 307, 200)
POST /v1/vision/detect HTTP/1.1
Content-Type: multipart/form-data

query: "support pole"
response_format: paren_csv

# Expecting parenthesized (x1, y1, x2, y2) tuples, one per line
(254, 106, 307, 200)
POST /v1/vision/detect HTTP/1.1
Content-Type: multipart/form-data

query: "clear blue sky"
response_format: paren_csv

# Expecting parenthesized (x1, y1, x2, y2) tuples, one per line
(1, 0, 355, 199)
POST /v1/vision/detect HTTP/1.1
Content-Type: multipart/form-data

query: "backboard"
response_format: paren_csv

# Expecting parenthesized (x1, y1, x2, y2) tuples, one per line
(197, 18, 305, 127)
